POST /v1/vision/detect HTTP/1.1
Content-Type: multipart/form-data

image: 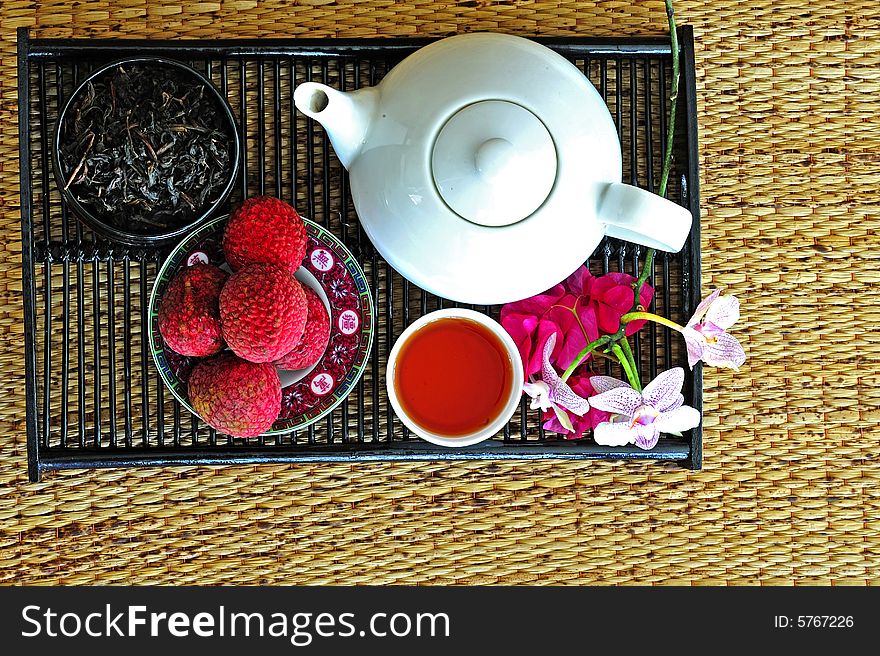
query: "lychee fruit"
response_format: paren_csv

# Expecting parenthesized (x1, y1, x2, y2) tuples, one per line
(220, 263, 308, 363)
(223, 196, 307, 273)
(158, 263, 227, 357)
(274, 285, 331, 370)
(188, 353, 281, 437)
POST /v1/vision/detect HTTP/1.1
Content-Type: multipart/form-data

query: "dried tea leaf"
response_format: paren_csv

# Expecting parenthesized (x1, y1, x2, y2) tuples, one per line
(59, 63, 233, 235)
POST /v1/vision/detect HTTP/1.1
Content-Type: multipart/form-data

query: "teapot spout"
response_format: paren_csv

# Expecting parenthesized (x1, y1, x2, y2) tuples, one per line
(293, 82, 377, 170)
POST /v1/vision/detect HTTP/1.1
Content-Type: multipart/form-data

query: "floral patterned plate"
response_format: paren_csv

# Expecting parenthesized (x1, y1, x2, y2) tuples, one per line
(149, 215, 374, 435)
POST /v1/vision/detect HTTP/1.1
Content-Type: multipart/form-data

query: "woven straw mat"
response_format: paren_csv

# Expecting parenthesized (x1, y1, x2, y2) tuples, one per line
(0, 1, 878, 585)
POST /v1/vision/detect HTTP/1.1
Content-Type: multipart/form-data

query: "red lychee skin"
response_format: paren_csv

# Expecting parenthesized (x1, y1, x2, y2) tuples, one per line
(158, 263, 228, 357)
(223, 196, 307, 273)
(188, 353, 281, 437)
(220, 263, 308, 363)
(274, 285, 331, 370)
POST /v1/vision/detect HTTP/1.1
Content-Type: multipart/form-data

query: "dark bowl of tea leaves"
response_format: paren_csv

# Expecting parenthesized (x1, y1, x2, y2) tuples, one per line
(53, 57, 240, 245)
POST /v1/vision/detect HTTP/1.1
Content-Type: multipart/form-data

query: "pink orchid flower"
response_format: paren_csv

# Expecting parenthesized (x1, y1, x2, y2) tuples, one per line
(588, 367, 700, 450)
(540, 371, 610, 439)
(680, 288, 746, 370)
(522, 333, 591, 432)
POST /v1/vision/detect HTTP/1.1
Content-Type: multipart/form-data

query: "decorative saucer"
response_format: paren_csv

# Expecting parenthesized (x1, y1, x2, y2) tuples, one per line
(149, 215, 374, 435)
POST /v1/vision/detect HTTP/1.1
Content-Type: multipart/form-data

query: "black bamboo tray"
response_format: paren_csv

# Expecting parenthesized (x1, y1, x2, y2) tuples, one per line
(18, 27, 702, 482)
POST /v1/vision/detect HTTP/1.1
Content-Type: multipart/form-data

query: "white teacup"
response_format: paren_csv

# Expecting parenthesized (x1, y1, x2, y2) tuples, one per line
(386, 309, 524, 447)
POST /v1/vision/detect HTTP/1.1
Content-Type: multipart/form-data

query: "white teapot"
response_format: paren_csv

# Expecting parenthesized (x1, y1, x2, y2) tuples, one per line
(294, 33, 692, 305)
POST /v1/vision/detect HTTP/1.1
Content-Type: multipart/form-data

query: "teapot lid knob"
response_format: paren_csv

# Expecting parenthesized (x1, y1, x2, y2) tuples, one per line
(431, 100, 557, 227)
(475, 138, 521, 182)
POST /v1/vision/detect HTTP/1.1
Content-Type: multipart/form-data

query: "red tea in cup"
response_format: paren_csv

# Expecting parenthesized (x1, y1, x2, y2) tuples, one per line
(392, 316, 514, 436)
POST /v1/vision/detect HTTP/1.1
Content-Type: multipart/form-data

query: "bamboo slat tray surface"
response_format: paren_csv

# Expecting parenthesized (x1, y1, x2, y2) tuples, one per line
(0, 1, 878, 586)
(17, 29, 702, 481)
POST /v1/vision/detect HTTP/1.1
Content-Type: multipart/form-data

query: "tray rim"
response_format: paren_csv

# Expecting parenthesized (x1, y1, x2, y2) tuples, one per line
(18, 26, 702, 481)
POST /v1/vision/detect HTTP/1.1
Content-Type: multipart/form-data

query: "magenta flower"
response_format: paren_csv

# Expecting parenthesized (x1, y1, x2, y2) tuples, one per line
(522, 334, 591, 432)
(588, 368, 700, 450)
(680, 288, 746, 370)
(500, 265, 653, 378)
(501, 282, 598, 378)
(566, 268, 654, 336)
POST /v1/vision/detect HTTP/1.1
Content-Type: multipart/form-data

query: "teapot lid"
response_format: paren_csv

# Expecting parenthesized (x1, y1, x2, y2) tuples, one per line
(431, 101, 557, 227)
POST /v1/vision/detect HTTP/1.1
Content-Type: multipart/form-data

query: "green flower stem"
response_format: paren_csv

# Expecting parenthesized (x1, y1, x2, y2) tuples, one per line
(560, 335, 612, 383)
(615, 1, 682, 338)
(626, 2, 681, 318)
(658, 0, 680, 200)
(620, 311, 684, 332)
(553, 2, 682, 387)
(618, 337, 642, 392)
(631, 248, 656, 311)
(611, 343, 639, 391)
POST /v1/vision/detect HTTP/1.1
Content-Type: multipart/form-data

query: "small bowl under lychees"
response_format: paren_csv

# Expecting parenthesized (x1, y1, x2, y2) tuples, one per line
(148, 213, 374, 437)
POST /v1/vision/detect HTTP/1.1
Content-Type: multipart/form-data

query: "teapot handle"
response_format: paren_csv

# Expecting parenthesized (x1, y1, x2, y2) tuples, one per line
(597, 182, 693, 253)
